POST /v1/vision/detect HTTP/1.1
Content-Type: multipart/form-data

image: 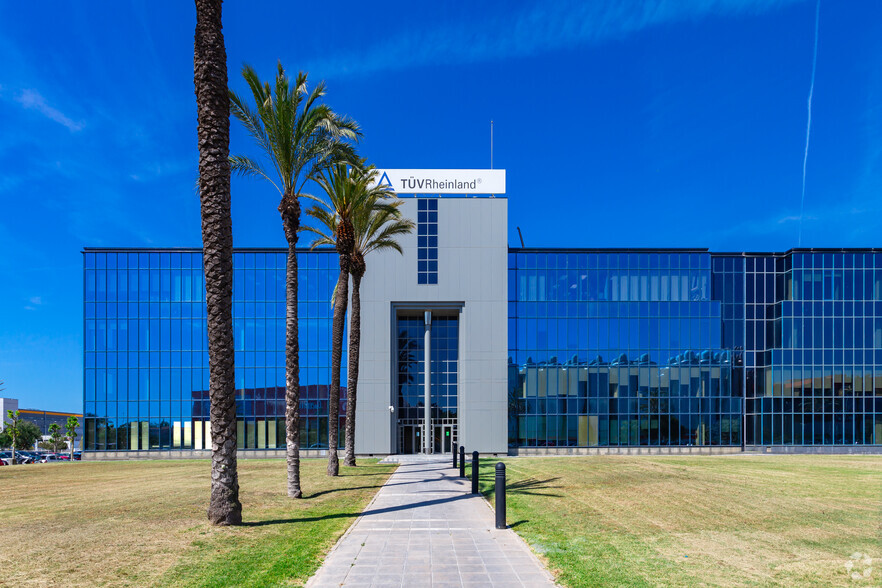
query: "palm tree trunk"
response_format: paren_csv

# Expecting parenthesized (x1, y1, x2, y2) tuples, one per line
(195, 0, 241, 526)
(280, 193, 302, 497)
(344, 271, 362, 467)
(328, 268, 349, 476)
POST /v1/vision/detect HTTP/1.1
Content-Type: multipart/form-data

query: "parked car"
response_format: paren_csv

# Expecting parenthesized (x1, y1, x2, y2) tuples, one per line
(57, 454, 71, 461)
(73, 452, 82, 461)
(0, 451, 31, 464)
(0, 458, 7, 466)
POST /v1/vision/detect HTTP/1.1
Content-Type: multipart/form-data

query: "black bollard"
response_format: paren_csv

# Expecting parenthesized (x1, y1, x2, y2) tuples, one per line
(453, 442, 458, 468)
(459, 446, 465, 478)
(471, 451, 479, 494)
(495, 462, 506, 529)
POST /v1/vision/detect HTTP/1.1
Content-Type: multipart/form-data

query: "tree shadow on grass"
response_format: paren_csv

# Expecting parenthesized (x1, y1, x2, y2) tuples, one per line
(505, 477, 561, 494)
(304, 463, 473, 499)
(305, 484, 384, 499)
(336, 470, 396, 477)
(388, 467, 455, 475)
(506, 476, 563, 498)
(243, 492, 473, 527)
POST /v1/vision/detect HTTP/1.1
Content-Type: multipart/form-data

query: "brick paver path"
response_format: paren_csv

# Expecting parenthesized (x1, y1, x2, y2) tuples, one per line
(306, 455, 557, 587)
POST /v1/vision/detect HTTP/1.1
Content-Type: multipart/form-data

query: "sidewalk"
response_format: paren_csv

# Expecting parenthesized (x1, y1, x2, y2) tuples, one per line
(306, 455, 557, 587)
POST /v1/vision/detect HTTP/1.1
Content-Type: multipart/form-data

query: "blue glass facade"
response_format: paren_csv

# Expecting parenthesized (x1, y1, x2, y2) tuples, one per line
(395, 315, 459, 421)
(83, 249, 343, 451)
(507, 250, 741, 448)
(733, 252, 882, 446)
(83, 246, 882, 453)
(395, 314, 460, 453)
(416, 198, 439, 284)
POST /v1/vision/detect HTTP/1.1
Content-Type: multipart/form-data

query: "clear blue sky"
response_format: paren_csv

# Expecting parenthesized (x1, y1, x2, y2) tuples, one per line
(1, 0, 880, 411)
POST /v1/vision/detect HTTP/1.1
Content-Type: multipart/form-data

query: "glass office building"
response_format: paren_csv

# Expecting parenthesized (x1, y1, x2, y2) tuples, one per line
(735, 252, 882, 446)
(82, 178, 882, 456)
(507, 250, 741, 448)
(83, 249, 343, 452)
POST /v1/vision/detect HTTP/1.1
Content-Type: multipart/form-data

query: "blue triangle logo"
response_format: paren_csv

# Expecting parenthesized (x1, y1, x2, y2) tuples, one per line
(377, 171, 392, 187)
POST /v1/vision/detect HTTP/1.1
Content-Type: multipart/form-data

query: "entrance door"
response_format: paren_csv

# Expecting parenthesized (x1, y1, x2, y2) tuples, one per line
(433, 424, 454, 454)
(402, 426, 414, 454)
(395, 312, 459, 455)
(400, 425, 421, 454)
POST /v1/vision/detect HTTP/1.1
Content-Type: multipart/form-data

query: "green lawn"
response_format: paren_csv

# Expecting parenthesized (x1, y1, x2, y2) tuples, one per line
(0, 459, 395, 587)
(470, 455, 882, 587)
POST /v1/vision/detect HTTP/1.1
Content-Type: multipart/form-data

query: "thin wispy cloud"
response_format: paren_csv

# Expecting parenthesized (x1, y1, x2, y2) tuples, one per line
(709, 199, 878, 248)
(307, 0, 805, 77)
(798, 0, 821, 246)
(15, 89, 84, 132)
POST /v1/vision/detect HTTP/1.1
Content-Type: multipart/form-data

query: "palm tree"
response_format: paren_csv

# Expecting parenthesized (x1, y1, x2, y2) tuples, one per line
(194, 0, 241, 525)
(305, 161, 396, 475)
(229, 63, 359, 496)
(345, 176, 414, 466)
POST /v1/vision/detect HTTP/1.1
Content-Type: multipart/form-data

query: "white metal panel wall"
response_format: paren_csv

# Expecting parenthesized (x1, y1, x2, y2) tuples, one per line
(355, 197, 508, 454)
(0, 398, 19, 430)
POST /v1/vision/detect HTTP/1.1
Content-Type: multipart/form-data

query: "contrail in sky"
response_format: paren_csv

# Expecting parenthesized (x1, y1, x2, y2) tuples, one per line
(798, 0, 821, 247)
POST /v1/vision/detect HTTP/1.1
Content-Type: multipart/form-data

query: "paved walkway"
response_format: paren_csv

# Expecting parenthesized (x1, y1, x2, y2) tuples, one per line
(306, 455, 557, 587)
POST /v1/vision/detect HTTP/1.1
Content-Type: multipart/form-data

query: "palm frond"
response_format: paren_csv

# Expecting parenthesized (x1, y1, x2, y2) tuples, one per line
(304, 205, 339, 236)
(229, 155, 281, 194)
(297, 191, 327, 207)
(229, 63, 360, 202)
(366, 238, 405, 255)
(344, 165, 415, 270)
(229, 89, 272, 160)
(362, 217, 415, 256)
(300, 225, 337, 249)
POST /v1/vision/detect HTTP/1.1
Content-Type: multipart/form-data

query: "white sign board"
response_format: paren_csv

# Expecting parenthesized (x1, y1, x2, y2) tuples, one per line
(374, 169, 506, 194)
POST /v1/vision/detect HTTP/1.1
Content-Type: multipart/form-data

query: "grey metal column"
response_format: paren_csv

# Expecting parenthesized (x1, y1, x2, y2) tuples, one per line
(424, 310, 432, 454)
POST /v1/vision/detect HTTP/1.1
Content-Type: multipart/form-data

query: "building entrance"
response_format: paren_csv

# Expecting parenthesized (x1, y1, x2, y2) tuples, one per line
(434, 424, 455, 454)
(399, 425, 421, 454)
(395, 310, 459, 454)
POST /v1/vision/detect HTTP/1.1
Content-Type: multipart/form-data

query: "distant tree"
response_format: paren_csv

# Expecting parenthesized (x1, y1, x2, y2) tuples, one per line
(17, 421, 41, 450)
(38, 440, 55, 451)
(2, 410, 21, 463)
(1, 413, 41, 460)
(66, 416, 79, 460)
(48, 423, 65, 453)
